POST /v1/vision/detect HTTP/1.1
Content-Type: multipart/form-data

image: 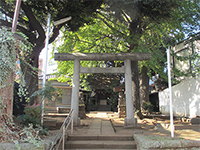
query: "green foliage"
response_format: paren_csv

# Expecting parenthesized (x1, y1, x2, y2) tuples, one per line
(0, 28, 30, 89)
(108, 91, 119, 112)
(22, 0, 103, 31)
(86, 97, 96, 111)
(20, 124, 43, 145)
(85, 74, 121, 111)
(31, 84, 57, 101)
(0, 28, 33, 111)
(18, 124, 44, 148)
(1, 0, 104, 38)
(54, 15, 127, 83)
(0, 29, 16, 88)
(152, 78, 168, 91)
(1, 0, 104, 104)
(19, 102, 41, 127)
(142, 102, 154, 114)
(86, 74, 122, 90)
(13, 140, 21, 150)
(55, 0, 200, 86)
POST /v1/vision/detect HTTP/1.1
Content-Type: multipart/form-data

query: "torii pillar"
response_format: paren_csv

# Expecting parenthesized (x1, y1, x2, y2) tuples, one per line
(54, 53, 151, 126)
(71, 58, 80, 125)
(124, 59, 136, 126)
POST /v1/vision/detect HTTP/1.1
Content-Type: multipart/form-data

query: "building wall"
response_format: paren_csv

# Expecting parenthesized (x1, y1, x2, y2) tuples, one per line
(159, 76, 200, 117)
(38, 58, 43, 76)
(172, 37, 200, 76)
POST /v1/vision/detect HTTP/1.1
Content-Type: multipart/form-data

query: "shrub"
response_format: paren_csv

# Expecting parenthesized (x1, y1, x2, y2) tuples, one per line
(142, 101, 154, 114)
(19, 101, 41, 127)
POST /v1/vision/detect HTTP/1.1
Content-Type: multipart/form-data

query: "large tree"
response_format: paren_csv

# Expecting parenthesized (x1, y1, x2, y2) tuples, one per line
(0, 0, 104, 104)
(55, 0, 200, 118)
(55, 13, 168, 118)
(104, 0, 199, 117)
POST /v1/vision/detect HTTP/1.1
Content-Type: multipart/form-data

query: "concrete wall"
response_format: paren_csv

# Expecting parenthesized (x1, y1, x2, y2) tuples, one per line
(159, 76, 200, 117)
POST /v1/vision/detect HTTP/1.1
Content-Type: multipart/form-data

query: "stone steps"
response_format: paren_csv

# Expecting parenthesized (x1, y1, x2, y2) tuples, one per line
(69, 149, 135, 150)
(65, 135, 137, 149)
(43, 113, 69, 129)
(69, 149, 136, 150)
(67, 135, 134, 141)
(65, 141, 137, 149)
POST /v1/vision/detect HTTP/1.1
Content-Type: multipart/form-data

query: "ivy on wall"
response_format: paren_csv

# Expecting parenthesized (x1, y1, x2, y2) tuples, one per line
(0, 28, 17, 89)
(0, 27, 32, 104)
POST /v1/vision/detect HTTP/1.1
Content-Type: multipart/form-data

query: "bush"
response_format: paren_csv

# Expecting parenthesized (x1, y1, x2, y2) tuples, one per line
(19, 101, 41, 127)
(142, 101, 154, 114)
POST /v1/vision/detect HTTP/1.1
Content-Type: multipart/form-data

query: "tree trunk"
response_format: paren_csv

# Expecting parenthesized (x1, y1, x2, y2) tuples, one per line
(20, 38, 46, 105)
(131, 61, 143, 119)
(128, 18, 144, 119)
(139, 66, 149, 110)
(21, 54, 39, 105)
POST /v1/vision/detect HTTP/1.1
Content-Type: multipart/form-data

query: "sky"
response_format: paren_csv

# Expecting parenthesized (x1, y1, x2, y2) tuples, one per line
(39, 43, 58, 75)
(39, 32, 63, 74)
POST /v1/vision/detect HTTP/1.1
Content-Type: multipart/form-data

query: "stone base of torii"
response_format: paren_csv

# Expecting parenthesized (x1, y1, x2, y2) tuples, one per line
(54, 53, 151, 127)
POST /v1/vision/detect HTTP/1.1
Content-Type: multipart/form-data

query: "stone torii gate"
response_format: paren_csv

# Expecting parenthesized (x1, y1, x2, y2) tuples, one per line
(54, 53, 151, 126)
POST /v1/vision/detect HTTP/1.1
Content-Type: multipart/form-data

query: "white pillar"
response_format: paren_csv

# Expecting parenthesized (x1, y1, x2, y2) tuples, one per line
(71, 59, 80, 126)
(124, 59, 137, 126)
(41, 13, 51, 126)
(167, 48, 174, 138)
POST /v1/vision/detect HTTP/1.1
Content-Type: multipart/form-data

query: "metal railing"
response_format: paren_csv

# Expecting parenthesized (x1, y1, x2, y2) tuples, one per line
(48, 109, 74, 150)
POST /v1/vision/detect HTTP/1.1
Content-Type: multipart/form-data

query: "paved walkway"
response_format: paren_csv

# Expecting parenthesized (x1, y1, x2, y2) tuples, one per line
(87, 112, 115, 135)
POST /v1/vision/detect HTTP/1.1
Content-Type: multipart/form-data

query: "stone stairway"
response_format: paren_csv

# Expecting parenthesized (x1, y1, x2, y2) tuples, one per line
(63, 112, 137, 150)
(65, 135, 137, 149)
(43, 113, 68, 129)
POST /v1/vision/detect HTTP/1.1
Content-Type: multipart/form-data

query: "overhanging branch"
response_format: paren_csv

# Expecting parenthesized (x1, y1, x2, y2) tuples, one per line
(49, 26, 63, 44)
(0, 19, 37, 44)
(21, 1, 45, 40)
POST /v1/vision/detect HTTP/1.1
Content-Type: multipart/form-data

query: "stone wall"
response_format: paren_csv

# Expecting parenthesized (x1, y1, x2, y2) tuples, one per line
(0, 72, 14, 116)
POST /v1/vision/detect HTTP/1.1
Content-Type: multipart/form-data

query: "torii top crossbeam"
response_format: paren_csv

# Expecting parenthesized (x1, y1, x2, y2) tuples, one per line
(54, 53, 151, 61)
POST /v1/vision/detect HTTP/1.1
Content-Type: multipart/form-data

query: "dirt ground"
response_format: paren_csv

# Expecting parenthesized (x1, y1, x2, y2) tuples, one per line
(74, 112, 200, 142)
(1, 112, 199, 150)
(43, 112, 200, 143)
(107, 112, 200, 141)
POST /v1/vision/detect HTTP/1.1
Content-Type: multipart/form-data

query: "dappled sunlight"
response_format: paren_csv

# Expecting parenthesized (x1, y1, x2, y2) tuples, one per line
(176, 129, 200, 141)
(65, 111, 200, 142)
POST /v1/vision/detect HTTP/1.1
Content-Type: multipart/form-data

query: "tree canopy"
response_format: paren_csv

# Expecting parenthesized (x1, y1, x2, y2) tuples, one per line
(0, 0, 104, 104)
(55, 0, 200, 81)
(54, 0, 200, 118)
(1, 0, 199, 105)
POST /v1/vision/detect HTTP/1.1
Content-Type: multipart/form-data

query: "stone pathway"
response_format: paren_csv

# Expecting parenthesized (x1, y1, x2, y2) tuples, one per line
(87, 112, 115, 135)
(66, 112, 136, 149)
